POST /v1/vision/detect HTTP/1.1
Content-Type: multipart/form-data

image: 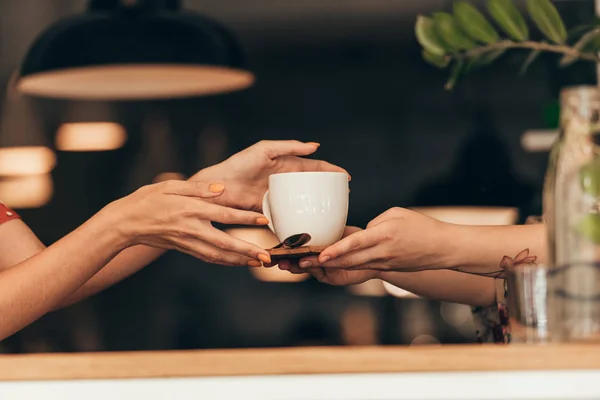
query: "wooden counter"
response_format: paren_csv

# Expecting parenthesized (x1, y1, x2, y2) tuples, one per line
(2, 345, 600, 400)
(1, 343, 600, 381)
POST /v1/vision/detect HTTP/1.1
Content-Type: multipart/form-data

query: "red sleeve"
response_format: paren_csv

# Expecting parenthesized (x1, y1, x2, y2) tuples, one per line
(0, 202, 20, 225)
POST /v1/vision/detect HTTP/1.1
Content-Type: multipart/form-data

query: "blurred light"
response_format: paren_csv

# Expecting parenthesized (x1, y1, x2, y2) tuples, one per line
(226, 228, 309, 283)
(383, 281, 419, 299)
(410, 334, 440, 345)
(348, 279, 387, 297)
(0, 174, 53, 208)
(521, 129, 558, 152)
(153, 172, 187, 183)
(0, 147, 56, 176)
(0, 83, 55, 176)
(250, 264, 309, 283)
(440, 302, 476, 338)
(411, 206, 518, 226)
(402, 300, 436, 343)
(55, 122, 127, 151)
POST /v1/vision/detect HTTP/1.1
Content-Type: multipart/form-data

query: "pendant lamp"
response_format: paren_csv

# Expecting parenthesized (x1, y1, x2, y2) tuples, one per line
(16, 0, 255, 100)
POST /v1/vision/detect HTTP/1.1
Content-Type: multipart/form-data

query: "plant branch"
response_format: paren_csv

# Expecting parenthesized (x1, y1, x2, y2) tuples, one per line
(462, 40, 600, 63)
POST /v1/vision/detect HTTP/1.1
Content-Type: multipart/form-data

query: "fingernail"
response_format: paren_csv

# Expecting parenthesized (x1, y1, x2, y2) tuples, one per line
(320, 255, 331, 263)
(256, 217, 270, 225)
(299, 260, 312, 268)
(307, 142, 320, 147)
(247, 260, 262, 268)
(258, 253, 272, 264)
(209, 183, 225, 193)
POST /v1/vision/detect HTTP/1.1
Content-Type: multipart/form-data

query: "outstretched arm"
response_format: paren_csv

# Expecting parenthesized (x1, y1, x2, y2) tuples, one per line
(0, 180, 273, 340)
(0, 219, 167, 309)
(301, 208, 546, 277)
(2, 141, 348, 313)
(293, 215, 547, 307)
(0, 209, 128, 339)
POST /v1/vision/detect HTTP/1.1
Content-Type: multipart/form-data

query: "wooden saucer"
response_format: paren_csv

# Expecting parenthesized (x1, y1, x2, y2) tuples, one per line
(268, 246, 327, 260)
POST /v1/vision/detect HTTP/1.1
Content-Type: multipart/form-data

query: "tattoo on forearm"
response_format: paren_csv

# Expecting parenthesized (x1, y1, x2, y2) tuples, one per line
(450, 249, 537, 279)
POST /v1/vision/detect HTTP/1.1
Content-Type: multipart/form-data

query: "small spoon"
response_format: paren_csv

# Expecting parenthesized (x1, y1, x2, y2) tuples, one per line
(271, 233, 311, 250)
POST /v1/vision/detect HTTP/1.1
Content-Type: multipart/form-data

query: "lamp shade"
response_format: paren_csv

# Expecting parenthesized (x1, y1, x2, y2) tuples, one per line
(16, 1, 255, 100)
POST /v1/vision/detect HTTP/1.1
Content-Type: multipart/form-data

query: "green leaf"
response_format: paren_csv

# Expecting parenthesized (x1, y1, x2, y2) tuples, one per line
(422, 49, 451, 69)
(560, 27, 600, 67)
(453, 1, 499, 44)
(487, 0, 529, 41)
(520, 48, 542, 75)
(433, 12, 477, 51)
(525, 0, 567, 44)
(415, 15, 448, 56)
(445, 59, 465, 90)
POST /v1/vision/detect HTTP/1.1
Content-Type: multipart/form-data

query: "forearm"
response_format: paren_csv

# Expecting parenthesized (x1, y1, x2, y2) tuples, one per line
(0, 220, 45, 269)
(444, 223, 546, 277)
(0, 220, 166, 310)
(0, 212, 128, 340)
(379, 270, 496, 307)
(56, 245, 165, 308)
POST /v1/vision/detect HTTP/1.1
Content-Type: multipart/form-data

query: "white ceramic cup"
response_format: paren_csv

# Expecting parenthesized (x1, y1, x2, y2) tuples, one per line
(262, 172, 349, 247)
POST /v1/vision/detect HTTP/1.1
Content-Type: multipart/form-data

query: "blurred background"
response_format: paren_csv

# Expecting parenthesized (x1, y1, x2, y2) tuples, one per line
(0, 0, 596, 352)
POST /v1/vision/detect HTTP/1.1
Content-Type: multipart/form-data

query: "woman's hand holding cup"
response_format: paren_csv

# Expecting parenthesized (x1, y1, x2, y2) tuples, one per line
(295, 207, 457, 273)
(101, 180, 273, 267)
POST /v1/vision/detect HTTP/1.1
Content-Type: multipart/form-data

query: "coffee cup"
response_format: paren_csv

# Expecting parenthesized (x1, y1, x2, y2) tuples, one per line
(262, 172, 349, 247)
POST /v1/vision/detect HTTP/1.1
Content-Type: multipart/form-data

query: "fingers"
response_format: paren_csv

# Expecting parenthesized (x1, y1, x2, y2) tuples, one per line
(254, 140, 320, 159)
(320, 247, 383, 269)
(176, 238, 258, 267)
(297, 255, 320, 268)
(343, 226, 363, 237)
(317, 229, 379, 264)
(202, 227, 272, 264)
(288, 265, 306, 274)
(193, 202, 269, 226)
(307, 267, 326, 281)
(299, 158, 350, 180)
(293, 228, 362, 268)
(278, 259, 293, 270)
(160, 180, 226, 198)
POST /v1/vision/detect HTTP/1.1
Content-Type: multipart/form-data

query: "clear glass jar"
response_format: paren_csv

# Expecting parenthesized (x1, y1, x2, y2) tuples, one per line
(546, 86, 600, 342)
